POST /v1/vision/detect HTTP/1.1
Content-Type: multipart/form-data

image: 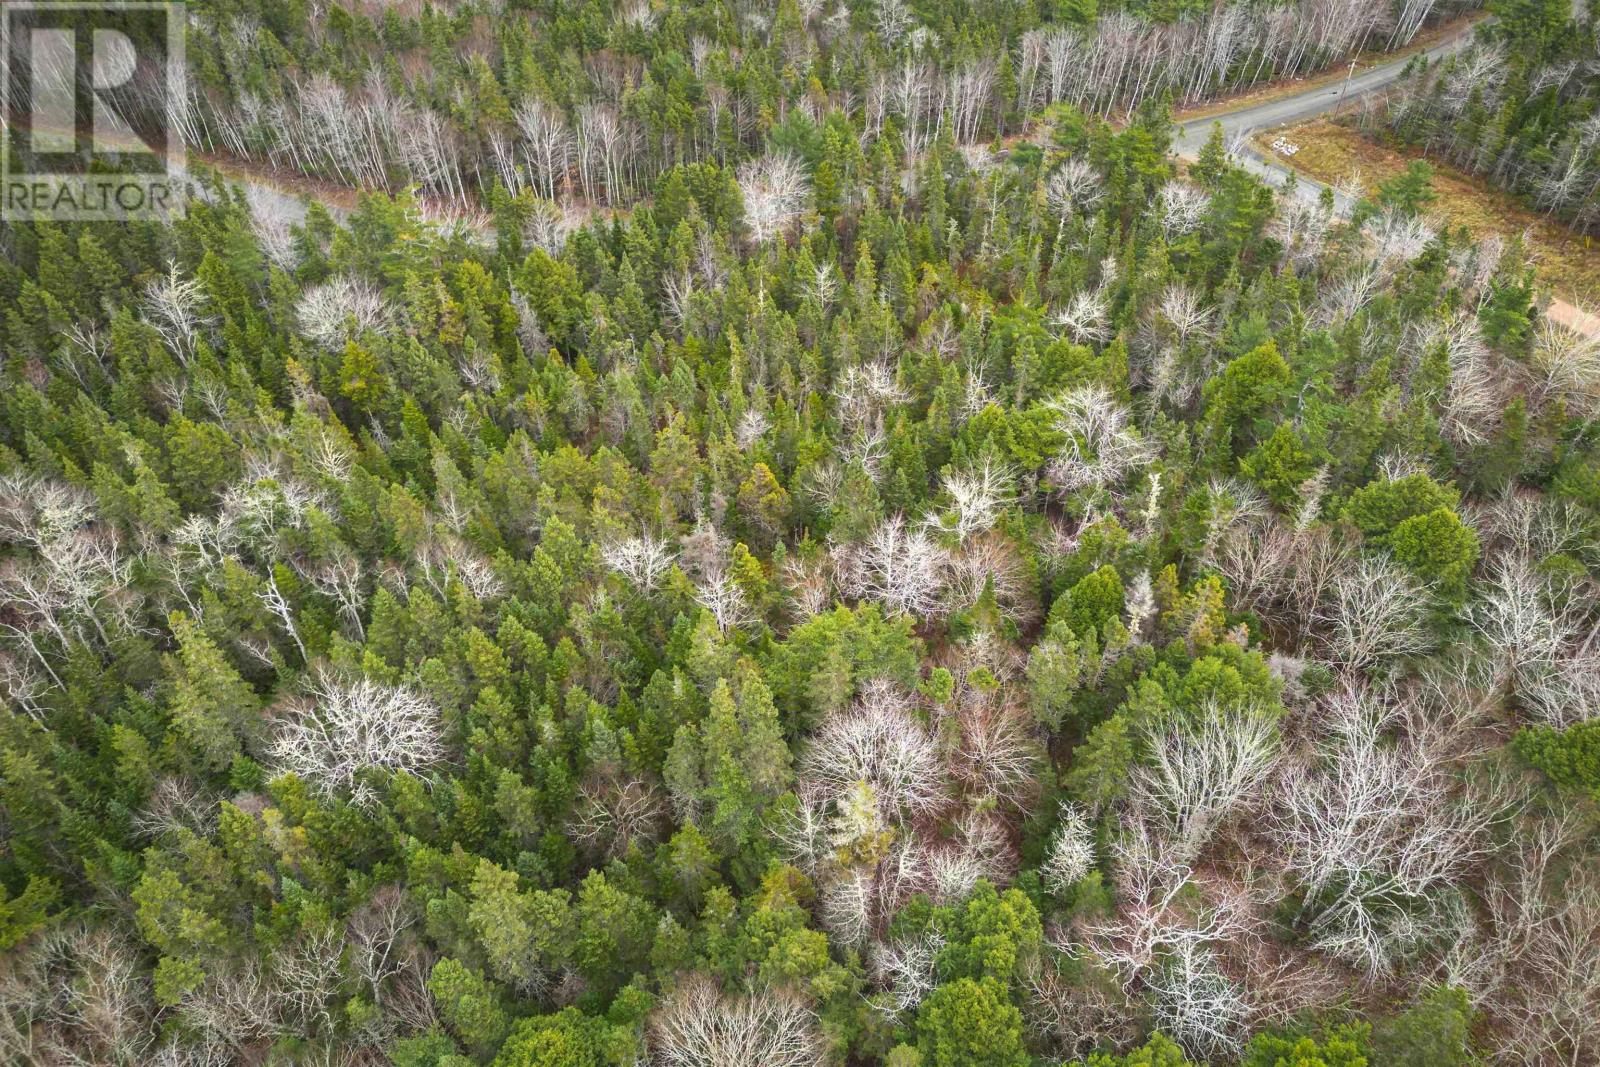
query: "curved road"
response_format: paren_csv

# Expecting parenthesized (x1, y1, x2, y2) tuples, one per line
(1173, 19, 1484, 213)
(215, 21, 1487, 227)
(1170, 18, 1594, 333)
(207, 15, 1592, 332)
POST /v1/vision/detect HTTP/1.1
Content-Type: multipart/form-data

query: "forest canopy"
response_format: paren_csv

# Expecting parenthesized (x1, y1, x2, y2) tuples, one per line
(2, 0, 1599, 1065)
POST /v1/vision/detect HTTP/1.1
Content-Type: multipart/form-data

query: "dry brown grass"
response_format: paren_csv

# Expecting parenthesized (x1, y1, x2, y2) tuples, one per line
(1257, 118, 1600, 305)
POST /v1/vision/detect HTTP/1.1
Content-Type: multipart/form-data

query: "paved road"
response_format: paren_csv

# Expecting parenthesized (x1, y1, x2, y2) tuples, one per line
(199, 17, 1595, 335)
(1168, 19, 1594, 334)
(210, 23, 1484, 230)
(1172, 21, 1484, 213)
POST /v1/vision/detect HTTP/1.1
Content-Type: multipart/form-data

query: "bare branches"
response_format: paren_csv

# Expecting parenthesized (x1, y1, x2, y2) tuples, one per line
(1047, 385, 1155, 493)
(1271, 194, 1335, 268)
(513, 97, 572, 200)
(692, 553, 756, 633)
(1361, 208, 1438, 269)
(1154, 284, 1213, 345)
(1157, 182, 1210, 237)
(836, 514, 948, 619)
(268, 672, 446, 801)
(346, 886, 420, 1006)
(0, 925, 156, 1067)
(175, 961, 282, 1051)
(928, 458, 1014, 541)
(600, 531, 678, 592)
(1129, 705, 1280, 865)
(1045, 158, 1103, 217)
(1316, 556, 1434, 670)
(413, 534, 505, 603)
(1470, 819, 1600, 1066)
(800, 689, 948, 821)
(831, 360, 908, 433)
(1144, 942, 1251, 1060)
(142, 261, 213, 363)
(1050, 290, 1112, 345)
(0, 479, 136, 686)
(296, 275, 394, 349)
(133, 777, 218, 840)
(952, 703, 1044, 810)
(1019, 1, 1394, 120)
(271, 926, 347, 1033)
(1268, 684, 1501, 976)
(0, 472, 94, 549)
(869, 928, 945, 1017)
(1528, 311, 1600, 416)
(570, 776, 668, 860)
(1468, 554, 1600, 727)
(738, 154, 810, 245)
(1040, 803, 1096, 894)
(650, 975, 826, 1067)
(1079, 821, 1262, 1058)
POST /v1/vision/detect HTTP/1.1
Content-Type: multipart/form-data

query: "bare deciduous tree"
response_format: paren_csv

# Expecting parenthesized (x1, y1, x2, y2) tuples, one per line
(271, 926, 347, 1033)
(1157, 183, 1210, 237)
(1128, 704, 1280, 864)
(929, 458, 1014, 541)
(0, 473, 94, 551)
(692, 554, 756, 633)
(1527, 313, 1600, 416)
(176, 962, 282, 1051)
(943, 534, 1031, 623)
(142, 261, 213, 363)
(1040, 803, 1097, 894)
(601, 531, 678, 592)
(837, 514, 948, 619)
(1024, 956, 1136, 1061)
(1051, 290, 1112, 345)
(0, 924, 156, 1067)
(738, 153, 810, 245)
(954, 704, 1044, 809)
(1047, 385, 1155, 492)
(1316, 556, 1434, 670)
(346, 886, 420, 1008)
(1269, 684, 1501, 976)
(133, 777, 218, 840)
(800, 690, 948, 820)
(514, 97, 573, 200)
(413, 534, 505, 603)
(1145, 942, 1251, 1059)
(1079, 819, 1262, 1057)
(820, 864, 878, 947)
(869, 929, 945, 1017)
(1464, 816, 1600, 1066)
(781, 552, 834, 621)
(1045, 158, 1103, 217)
(268, 672, 446, 802)
(296, 275, 394, 349)
(1155, 284, 1214, 344)
(650, 974, 826, 1067)
(1468, 554, 1600, 728)
(570, 776, 668, 859)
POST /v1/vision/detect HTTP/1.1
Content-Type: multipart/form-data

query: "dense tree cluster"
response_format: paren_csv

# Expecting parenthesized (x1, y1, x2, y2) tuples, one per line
(157, 0, 1483, 208)
(1377, 0, 1600, 230)
(3, 15, 1600, 1064)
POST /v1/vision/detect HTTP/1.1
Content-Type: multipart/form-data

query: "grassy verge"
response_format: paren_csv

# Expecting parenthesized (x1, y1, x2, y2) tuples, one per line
(1257, 118, 1600, 304)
